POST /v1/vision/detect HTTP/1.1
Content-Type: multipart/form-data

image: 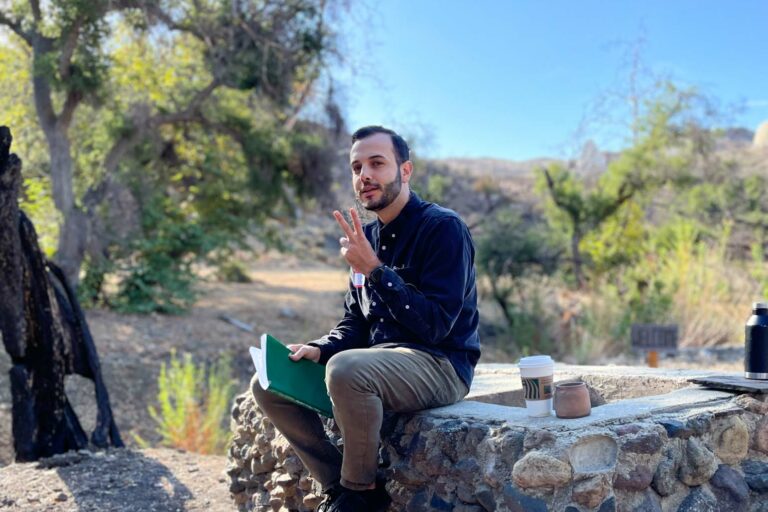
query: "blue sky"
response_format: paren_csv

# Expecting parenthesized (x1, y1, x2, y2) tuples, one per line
(335, 1, 768, 161)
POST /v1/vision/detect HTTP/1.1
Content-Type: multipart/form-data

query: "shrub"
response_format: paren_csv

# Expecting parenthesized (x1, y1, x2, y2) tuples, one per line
(139, 351, 236, 454)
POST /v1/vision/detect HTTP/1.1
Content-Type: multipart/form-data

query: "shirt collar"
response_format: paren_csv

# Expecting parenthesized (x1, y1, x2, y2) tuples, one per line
(377, 191, 423, 237)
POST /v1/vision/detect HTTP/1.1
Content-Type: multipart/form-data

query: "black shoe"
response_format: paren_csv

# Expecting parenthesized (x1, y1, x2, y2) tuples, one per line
(317, 484, 344, 512)
(328, 483, 390, 512)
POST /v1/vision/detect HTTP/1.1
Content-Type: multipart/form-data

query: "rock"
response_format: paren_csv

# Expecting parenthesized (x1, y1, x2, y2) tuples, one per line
(714, 417, 749, 465)
(614, 463, 654, 491)
(501, 483, 548, 512)
(298, 476, 313, 492)
(54, 493, 68, 502)
(523, 429, 556, 451)
(498, 430, 525, 464)
(475, 488, 496, 511)
(613, 424, 642, 437)
(455, 458, 481, 482)
(755, 418, 768, 454)
(621, 431, 663, 455)
(251, 455, 277, 475)
(734, 395, 768, 414)
(742, 460, 768, 493)
(406, 490, 430, 512)
(569, 435, 618, 475)
(652, 444, 680, 497)
(598, 496, 616, 512)
(657, 419, 694, 439)
(454, 505, 484, 512)
(282, 455, 304, 475)
(572, 474, 611, 508)
(686, 415, 712, 436)
(512, 451, 572, 489)
(430, 494, 454, 511)
(302, 493, 323, 509)
(615, 488, 661, 512)
(679, 438, 718, 486)
(677, 487, 717, 512)
(275, 473, 294, 486)
(710, 464, 749, 502)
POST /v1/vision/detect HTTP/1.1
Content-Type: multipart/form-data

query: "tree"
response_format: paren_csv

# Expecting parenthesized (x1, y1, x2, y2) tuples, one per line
(475, 209, 560, 329)
(536, 84, 717, 288)
(0, 0, 341, 286)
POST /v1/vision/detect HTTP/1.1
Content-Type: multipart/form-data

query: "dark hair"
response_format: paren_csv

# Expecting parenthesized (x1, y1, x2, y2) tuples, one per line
(351, 126, 410, 166)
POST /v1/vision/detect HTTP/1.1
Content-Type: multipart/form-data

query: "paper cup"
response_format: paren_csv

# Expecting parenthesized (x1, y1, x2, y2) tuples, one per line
(518, 355, 554, 417)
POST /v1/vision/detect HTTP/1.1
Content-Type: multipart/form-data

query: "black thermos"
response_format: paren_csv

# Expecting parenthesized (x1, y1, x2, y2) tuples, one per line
(746, 301, 768, 379)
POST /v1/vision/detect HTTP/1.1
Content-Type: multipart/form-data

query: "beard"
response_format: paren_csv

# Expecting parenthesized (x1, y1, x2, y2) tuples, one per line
(358, 170, 402, 211)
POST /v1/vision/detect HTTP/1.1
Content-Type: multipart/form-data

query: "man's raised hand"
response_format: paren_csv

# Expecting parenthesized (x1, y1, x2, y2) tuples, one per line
(333, 208, 381, 276)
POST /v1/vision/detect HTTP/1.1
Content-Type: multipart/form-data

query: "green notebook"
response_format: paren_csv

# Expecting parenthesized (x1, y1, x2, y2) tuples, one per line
(250, 333, 333, 417)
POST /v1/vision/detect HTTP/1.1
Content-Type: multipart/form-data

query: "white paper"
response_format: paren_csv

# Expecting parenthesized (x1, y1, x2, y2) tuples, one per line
(249, 339, 270, 390)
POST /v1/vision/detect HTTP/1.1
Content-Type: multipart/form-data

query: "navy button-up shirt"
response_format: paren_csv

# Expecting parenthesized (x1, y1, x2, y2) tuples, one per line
(309, 192, 481, 389)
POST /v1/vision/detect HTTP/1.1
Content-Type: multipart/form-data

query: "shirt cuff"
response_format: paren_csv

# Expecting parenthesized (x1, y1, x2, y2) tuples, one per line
(306, 340, 334, 365)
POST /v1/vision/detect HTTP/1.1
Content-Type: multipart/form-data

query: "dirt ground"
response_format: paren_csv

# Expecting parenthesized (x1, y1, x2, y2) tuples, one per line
(0, 255, 745, 510)
(0, 256, 353, 510)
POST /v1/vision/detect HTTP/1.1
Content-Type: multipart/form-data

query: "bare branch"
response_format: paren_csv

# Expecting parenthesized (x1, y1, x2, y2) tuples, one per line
(58, 17, 82, 80)
(28, 0, 40, 22)
(142, 2, 205, 39)
(541, 167, 573, 215)
(58, 90, 83, 130)
(282, 69, 318, 131)
(0, 9, 31, 43)
(153, 79, 220, 126)
(89, 79, 221, 210)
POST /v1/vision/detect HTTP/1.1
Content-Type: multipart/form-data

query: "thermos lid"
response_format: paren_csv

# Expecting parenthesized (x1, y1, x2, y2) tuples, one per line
(754, 301, 768, 310)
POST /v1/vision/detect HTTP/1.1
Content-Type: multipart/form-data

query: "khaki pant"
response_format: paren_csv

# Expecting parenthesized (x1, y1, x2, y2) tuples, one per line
(250, 347, 468, 491)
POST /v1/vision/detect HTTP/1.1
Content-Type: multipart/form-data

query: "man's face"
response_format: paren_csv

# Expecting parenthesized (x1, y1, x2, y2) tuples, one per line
(349, 133, 404, 211)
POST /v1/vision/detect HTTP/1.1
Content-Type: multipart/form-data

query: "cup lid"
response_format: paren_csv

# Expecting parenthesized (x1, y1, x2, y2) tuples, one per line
(518, 355, 554, 368)
(754, 301, 768, 310)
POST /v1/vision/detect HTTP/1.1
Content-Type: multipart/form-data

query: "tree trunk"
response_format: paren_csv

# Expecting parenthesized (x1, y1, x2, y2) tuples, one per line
(31, 34, 87, 287)
(0, 126, 123, 461)
(571, 226, 584, 289)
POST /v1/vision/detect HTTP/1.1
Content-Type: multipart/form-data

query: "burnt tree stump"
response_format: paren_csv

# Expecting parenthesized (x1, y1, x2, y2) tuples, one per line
(0, 126, 122, 461)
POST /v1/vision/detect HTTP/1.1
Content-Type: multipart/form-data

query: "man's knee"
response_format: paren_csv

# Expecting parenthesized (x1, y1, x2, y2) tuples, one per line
(250, 373, 274, 407)
(325, 350, 374, 396)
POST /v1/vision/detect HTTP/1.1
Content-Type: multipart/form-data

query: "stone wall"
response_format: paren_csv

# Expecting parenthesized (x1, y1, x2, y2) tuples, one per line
(227, 366, 768, 512)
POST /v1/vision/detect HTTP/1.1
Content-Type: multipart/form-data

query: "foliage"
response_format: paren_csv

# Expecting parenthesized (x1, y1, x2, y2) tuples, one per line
(138, 351, 236, 455)
(216, 260, 253, 283)
(476, 209, 560, 354)
(535, 83, 718, 287)
(0, 0, 343, 299)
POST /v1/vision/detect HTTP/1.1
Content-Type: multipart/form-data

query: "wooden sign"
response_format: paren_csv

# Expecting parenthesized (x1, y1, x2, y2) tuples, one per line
(631, 324, 679, 352)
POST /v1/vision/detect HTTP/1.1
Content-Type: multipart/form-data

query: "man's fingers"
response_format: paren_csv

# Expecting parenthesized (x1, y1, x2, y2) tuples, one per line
(288, 345, 306, 361)
(350, 208, 364, 234)
(333, 210, 354, 237)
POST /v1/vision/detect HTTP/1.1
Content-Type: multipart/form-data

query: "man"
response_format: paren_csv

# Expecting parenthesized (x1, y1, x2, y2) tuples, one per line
(251, 126, 480, 512)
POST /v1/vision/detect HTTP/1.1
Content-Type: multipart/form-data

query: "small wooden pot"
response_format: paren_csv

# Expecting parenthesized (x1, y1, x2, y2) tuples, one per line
(554, 381, 591, 419)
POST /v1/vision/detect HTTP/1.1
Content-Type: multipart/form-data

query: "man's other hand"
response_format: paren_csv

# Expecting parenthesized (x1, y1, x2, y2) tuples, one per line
(287, 344, 321, 363)
(333, 208, 381, 276)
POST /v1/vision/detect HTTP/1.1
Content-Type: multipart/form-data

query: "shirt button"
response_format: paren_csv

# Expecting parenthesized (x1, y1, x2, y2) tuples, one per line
(387, 282, 392, 287)
(372, 301, 377, 306)
(405, 305, 410, 310)
(379, 318, 384, 323)
(382, 245, 387, 250)
(391, 233, 396, 238)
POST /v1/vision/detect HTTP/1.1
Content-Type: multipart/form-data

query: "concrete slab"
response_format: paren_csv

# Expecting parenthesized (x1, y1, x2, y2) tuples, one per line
(426, 387, 738, 431)
(467, 363, 736, 406)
